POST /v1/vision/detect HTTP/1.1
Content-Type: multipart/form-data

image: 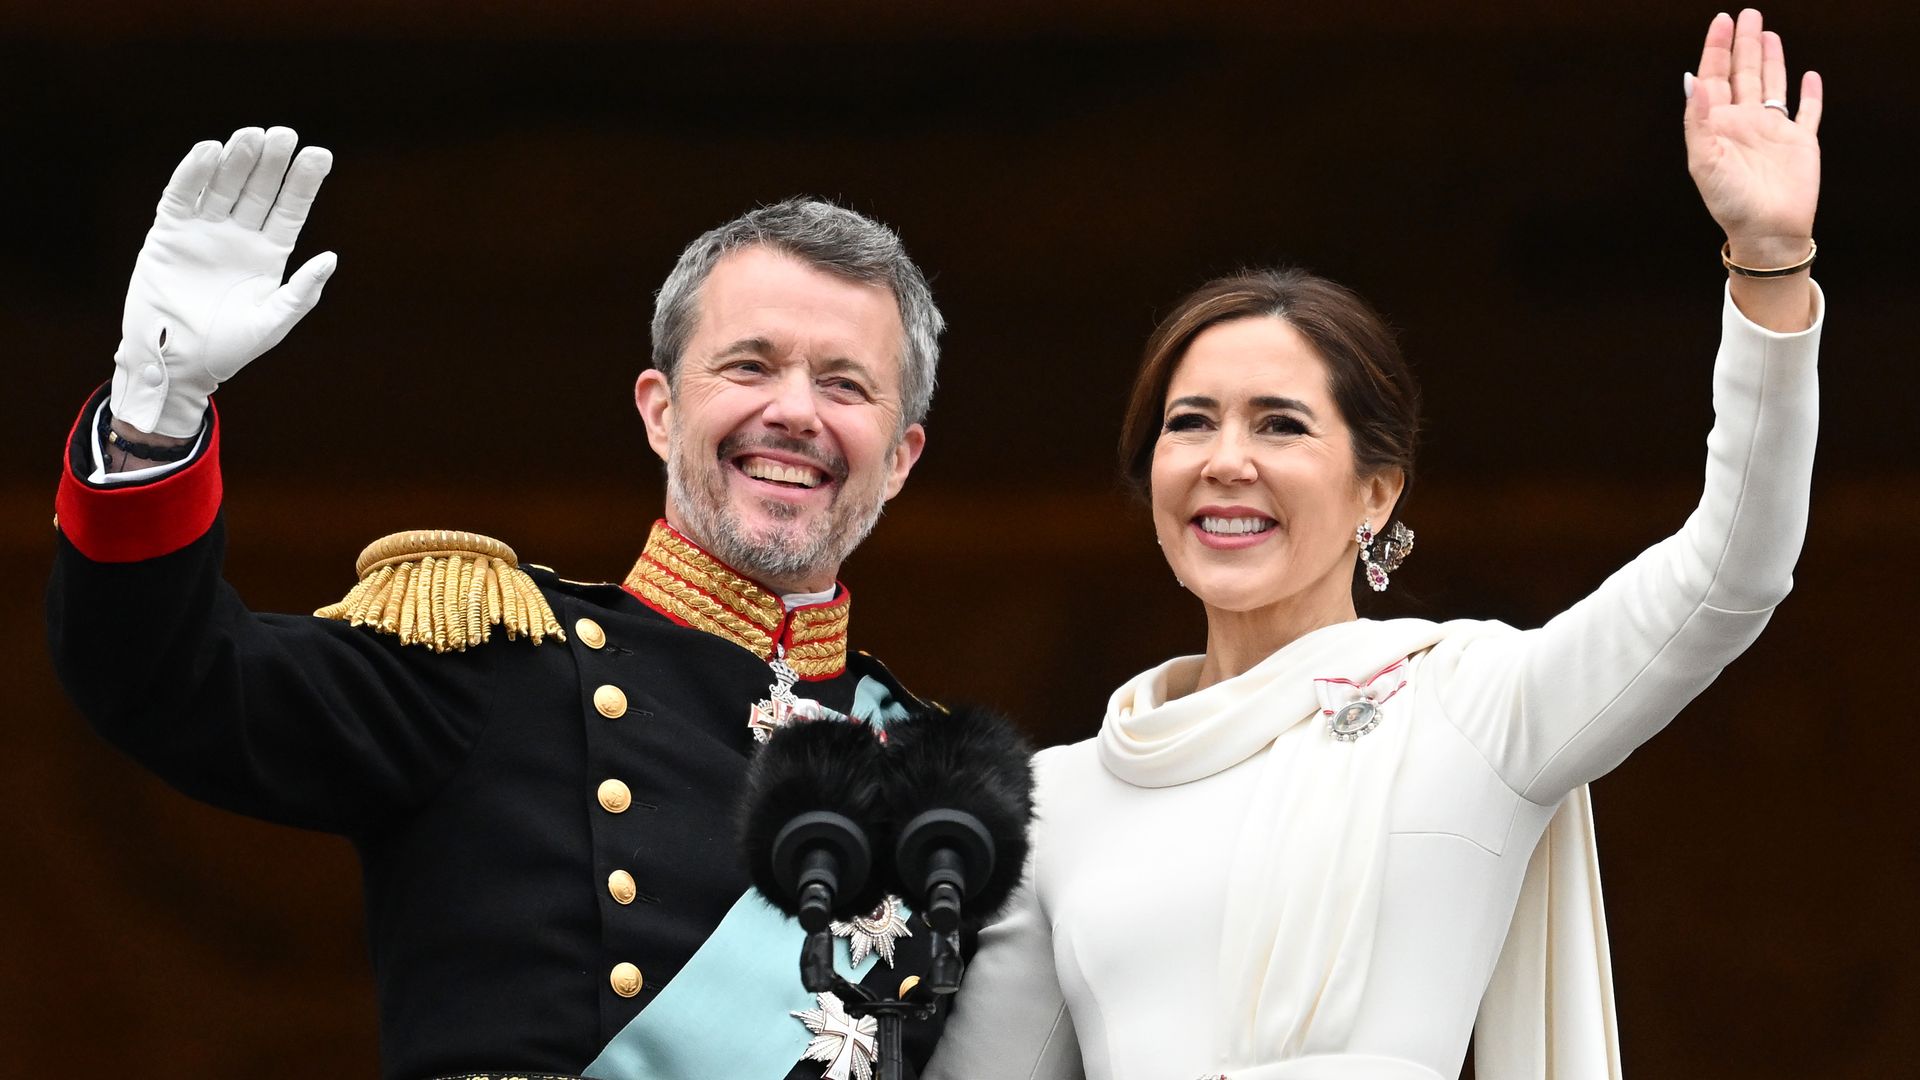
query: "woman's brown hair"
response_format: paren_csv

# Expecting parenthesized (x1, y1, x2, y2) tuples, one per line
(1118, 268, 1422, 518)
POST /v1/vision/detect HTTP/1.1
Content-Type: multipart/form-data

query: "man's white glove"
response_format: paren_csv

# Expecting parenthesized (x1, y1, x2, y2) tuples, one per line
(112, 126, 337, 438)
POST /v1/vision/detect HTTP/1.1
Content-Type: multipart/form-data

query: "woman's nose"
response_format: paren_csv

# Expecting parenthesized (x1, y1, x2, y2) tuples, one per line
(1200, 430, 1256, 484)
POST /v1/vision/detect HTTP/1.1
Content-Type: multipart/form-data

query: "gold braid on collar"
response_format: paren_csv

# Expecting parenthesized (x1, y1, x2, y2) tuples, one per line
(315, 529, 565, 652)
(623, 521, 851, 679)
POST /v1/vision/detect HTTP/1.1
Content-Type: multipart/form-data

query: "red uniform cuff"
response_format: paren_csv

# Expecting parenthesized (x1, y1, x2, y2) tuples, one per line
(55, 391, 222, 562)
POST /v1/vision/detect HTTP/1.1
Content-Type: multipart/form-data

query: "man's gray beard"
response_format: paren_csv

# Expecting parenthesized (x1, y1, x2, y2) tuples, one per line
(666, 441, 888, 589)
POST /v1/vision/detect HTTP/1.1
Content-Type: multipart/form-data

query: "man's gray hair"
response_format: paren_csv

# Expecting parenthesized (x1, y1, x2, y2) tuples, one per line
(650, 197, 944, 428)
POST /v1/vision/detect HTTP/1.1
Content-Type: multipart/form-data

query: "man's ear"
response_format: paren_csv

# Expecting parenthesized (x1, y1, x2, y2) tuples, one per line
(634, 369, 673, 462)
(882, 423, 928, 501)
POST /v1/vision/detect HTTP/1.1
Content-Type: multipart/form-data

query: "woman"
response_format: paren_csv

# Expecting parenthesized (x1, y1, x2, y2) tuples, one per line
(924, 11, 1821, 1080)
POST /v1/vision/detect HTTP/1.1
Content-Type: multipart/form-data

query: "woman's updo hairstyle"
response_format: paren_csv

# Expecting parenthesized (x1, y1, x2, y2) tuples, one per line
(1118, 268, 1422, 520)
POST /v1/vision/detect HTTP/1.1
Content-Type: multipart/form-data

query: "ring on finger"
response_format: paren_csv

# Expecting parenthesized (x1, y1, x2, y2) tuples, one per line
(1761, 99, 1790, 116)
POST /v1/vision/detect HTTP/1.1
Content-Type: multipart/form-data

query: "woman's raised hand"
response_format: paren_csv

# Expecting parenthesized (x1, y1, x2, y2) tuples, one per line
(1684, 9, 1821, 269)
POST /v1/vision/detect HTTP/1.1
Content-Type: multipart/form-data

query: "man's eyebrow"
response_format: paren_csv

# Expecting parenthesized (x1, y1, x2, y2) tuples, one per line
(711, 336, 776, 360)
(815, 356, 880, 383)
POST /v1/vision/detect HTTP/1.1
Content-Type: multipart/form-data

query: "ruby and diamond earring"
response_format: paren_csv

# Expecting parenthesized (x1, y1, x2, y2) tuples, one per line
(1356, 518, 1415, 592)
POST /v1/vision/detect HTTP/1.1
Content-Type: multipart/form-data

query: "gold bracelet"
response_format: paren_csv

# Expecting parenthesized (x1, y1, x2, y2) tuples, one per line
(1721, 239, 1817, 278)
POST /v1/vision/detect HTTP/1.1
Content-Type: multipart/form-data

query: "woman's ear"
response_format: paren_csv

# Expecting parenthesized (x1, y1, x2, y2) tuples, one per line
(1362, 466, 1406, 526)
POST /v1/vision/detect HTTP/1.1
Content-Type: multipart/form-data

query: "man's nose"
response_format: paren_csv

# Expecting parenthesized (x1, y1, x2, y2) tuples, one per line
(761, 368, 823, 437)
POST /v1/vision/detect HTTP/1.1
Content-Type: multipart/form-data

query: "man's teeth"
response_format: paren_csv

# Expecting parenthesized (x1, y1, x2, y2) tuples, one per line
(741, 458, 824, 488)
(1198, 516, 1274, 536)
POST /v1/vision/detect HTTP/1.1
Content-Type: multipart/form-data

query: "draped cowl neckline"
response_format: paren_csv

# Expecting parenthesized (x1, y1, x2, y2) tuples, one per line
(1098, 617, 1450, 788)
(1092, 616, 1619, 1079)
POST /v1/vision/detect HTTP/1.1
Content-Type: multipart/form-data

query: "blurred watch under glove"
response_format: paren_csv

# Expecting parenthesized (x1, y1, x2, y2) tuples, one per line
(111, 126, 337, 438)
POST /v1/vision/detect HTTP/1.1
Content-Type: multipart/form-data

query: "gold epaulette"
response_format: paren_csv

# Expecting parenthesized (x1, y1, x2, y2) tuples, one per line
(314, 529, 566, 652)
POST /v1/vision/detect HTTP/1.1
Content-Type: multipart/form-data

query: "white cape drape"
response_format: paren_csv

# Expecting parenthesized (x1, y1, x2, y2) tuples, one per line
(1097, 617, 1621, 1080)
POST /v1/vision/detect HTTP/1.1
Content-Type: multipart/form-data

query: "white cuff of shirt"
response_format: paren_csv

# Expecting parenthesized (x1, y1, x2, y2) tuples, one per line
(88, 401, 206, 485)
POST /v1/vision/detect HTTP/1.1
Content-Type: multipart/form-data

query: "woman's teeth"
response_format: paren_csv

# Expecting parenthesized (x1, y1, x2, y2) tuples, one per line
(1198, 516, 1274, 536)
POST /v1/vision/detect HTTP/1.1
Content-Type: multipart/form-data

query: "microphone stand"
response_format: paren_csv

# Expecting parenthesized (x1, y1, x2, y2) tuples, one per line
(799, 926, 961, 1080)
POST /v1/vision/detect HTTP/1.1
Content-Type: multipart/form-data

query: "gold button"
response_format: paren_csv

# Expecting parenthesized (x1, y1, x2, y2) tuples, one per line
(608, 869, 637, 905)
(597, 779, 632, 814)
(593, 684, 628, 719)
(575, 618, 606, 649)
(609, 962, 643, 997)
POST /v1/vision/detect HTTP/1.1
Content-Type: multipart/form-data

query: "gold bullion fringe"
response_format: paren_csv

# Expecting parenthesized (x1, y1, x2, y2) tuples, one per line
(314, 530, 565, 652)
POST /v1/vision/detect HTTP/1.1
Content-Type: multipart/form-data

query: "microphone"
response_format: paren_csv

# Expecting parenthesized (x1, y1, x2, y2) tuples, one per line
(739, 716, 892, 989)
(881, 704, 1035, 990)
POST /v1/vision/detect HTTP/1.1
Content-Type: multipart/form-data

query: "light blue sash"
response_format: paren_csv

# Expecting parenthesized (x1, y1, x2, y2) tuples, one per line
(582, 892, 881, 1079)
(852, 674, 913, 728)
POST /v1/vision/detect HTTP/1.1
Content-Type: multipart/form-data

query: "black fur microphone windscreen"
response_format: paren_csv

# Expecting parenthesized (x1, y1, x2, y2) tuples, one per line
(738, 717, 892, 921)
(882, 704, 1035, 923)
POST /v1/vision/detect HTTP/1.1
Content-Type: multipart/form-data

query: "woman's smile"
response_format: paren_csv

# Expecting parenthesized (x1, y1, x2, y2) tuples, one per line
(1191, 507, 1278, 549)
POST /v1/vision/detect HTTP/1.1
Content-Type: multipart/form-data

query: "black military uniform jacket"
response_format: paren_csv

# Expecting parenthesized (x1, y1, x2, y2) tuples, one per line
(48, 388, 950, 1080)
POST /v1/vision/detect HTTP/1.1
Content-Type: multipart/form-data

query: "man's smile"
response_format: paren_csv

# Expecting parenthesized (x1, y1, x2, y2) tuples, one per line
(736, 453, 827, 490)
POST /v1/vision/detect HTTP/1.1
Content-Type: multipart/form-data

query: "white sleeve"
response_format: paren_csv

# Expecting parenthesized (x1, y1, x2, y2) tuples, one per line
(925, 870, 1083, 1080)
(925, 782, 1085, 1080)
(1428, 283, 1822, 803)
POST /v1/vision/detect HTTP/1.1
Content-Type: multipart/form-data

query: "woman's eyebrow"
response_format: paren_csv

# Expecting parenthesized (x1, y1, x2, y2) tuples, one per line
(1250, 395, 1317, 418)
(1166, 394, 1317, 418)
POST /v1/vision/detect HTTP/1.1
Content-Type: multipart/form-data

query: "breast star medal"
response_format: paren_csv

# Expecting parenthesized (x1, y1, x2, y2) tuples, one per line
(830, 894, 913, 967)
(792, 991, 879, 1080)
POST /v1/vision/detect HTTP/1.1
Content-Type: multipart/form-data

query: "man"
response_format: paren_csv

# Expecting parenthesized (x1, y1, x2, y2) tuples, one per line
(49, 126, 949, 1080)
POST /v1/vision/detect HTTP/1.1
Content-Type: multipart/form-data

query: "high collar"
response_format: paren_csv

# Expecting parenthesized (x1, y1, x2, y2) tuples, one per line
(622, 520, 852, 680)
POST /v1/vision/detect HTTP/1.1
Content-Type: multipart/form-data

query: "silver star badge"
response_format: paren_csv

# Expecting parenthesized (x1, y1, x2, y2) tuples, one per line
(792, 991, 878, 1080)
(830, 894, 913, 968)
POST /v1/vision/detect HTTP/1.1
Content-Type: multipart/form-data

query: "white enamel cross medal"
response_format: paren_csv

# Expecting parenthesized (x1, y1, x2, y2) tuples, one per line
(792, 991, 879, 1080)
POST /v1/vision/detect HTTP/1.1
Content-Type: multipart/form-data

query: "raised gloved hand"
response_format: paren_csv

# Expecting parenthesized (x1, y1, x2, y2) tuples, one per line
(111, 126, 337, 438)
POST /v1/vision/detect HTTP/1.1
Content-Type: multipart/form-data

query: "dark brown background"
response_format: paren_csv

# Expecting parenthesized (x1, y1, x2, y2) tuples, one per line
(4, 2, 1915, 1076)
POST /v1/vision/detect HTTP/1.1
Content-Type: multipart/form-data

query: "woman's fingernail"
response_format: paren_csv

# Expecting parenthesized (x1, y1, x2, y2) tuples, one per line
(1683, 71, 1696, 100)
